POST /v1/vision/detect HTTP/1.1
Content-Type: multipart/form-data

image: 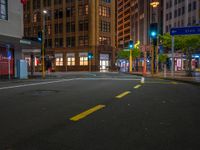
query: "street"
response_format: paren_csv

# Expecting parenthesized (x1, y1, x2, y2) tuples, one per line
(0, 72, 200, 150)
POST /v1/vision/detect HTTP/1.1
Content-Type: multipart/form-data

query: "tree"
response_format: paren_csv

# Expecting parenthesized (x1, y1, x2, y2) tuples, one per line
(117, 47, 141, 59)
(159, 54, 168, 71)
(159, 33, 200, 76)
(117, 47, 141, 71)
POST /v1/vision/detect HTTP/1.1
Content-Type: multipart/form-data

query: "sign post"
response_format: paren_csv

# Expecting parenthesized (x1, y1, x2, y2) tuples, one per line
(171, 36, 175, 78)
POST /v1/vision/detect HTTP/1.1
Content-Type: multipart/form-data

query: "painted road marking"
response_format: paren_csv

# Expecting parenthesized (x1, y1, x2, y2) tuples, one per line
(0, 77, 142, 91)
(78, 78, 141, 81)
(116, 91, 131, 99)
(134, 84, 142, 89)
(144, 81, 179, 84)
(0, 78, 79, 91)
(70, 105, 105, 121)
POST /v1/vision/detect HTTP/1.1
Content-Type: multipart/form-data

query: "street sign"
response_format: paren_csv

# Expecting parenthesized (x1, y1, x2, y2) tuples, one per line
(170, 26, 200, 36)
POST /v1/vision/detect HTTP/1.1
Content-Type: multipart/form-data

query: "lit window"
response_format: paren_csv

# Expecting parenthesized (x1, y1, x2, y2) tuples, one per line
(33, 14, 37, 22)
(55, 53, 63, 66)
(67, 57, 75, 66)
(80, 57, 88, 66)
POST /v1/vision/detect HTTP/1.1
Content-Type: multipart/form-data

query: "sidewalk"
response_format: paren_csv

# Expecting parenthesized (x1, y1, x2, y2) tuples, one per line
(131, 71, 200, 85)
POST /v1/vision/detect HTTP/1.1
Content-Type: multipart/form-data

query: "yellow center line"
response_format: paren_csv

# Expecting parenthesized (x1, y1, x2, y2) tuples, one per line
(134, 84, 142, 89)
(70, 105, 105, 122)
(116, 91, 131, 99)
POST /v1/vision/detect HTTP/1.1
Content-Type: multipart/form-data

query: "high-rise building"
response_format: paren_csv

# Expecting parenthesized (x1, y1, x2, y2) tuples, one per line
(116, 0, 131, 48)
(117, 0, 158, 50)
(130, 0, 151, 48)
(163, 0, 200, 33)
(23, 0, 116, 72)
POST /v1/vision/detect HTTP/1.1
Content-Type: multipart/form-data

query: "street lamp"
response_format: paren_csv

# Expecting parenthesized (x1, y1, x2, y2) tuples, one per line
(42, 9, 48, 79)
(150, 0, 159, 75)
(150, 0, 159, 8)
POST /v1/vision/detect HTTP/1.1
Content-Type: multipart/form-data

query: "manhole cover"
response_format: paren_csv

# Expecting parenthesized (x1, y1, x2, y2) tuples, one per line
(32, 90, 59, 96)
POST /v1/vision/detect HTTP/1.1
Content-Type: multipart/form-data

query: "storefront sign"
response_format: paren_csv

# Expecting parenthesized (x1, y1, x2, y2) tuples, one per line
(79, 52, 88, 57)
(67, 53, 75, 57)
(55, 53, 63, 58)
(100, 54, 109, 60)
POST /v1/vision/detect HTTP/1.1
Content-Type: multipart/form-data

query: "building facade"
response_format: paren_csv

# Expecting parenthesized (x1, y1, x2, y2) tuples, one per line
(24, 0, 116, 72)
(163, 0, 200, 33)
(0, 0, 24, 79)
(116, 0, 131, 48)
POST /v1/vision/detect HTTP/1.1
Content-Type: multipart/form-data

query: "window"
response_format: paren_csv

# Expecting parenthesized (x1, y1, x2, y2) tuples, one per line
(79, 20, 88, 31)
(33, 0, 40, 10)
(78, 5, 88, 16)
(79, 53, 88, 66)
(80, 57, 88, 66)
(54, 0, 62, 5)
(188, 3, 191, 12)
(66, 37, 75, 47)
(79, 36, 88, 46)
(99, 36, 111, 45)
(100, 21, 110, 32)
(99, 6, 110, 17)
(55, 53, 63, 66)
(55, 23, 63, 34)
(54, 9, 63, 19)
(66, 22, 75, 32)
(101, 0, 111, 3)
(193, 1, 196, 10)
(55, 38, 63, 48)
(66, 7, 75, 17)
(67, 53, 75, 66)
(43, 0, 51, 7)
(0, 0, 8, 20)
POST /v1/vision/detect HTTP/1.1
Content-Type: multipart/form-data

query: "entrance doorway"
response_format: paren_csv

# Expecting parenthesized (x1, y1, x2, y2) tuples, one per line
(100, 54, 110, 72)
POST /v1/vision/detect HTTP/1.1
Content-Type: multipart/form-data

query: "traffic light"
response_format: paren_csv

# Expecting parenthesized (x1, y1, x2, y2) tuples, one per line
(129, 40, 134, 49)
(88, 52, 93, 60)
(150, 23, 158, 39)
(38, 31, 43, 43)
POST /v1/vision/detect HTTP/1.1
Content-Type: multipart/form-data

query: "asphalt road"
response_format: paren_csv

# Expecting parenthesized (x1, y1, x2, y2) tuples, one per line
(0, 72, 200, 150)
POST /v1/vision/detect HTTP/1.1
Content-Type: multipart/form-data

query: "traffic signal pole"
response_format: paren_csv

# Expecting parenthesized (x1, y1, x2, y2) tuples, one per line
(42, 14, 45, 79)
(129, 49, 133, 73)
(151, 45, 155, 75)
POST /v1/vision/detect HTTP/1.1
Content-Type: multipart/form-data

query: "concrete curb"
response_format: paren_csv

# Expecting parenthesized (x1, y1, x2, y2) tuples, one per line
(128, 72, 200, 86)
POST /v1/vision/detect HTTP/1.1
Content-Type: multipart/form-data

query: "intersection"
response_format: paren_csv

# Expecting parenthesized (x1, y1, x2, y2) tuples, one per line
(0, 72, 200, 150)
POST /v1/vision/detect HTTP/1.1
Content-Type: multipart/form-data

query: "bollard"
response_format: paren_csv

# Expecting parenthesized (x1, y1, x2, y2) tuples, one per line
(141, 77, 145, 84)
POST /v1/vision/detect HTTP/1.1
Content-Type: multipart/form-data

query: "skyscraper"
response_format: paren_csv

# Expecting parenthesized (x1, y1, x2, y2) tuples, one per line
(24, 0, 116, 72)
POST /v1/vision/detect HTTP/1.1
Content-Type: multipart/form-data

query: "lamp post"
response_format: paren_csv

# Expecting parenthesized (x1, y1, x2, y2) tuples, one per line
(42, 10, 47, 79)
(150, 0, 159, 75)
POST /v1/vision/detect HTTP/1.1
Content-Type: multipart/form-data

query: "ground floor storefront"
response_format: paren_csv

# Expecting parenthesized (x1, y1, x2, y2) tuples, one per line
(43, 46, 116, 72)
(0, 45, 15, 79)
(0, 35, 41, 80)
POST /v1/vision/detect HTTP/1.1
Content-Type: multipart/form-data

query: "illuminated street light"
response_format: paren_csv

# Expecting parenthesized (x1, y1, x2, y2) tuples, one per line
(150, 0, 159, 8)
(43, 10, 48, 14)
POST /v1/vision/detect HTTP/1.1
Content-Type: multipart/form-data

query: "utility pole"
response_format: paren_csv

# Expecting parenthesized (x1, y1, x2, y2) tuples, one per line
(129, 49, 133, 73)
(129, 40, 134, 73)
(42, 10, 47, 79)
(150, 0, 159, 75)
